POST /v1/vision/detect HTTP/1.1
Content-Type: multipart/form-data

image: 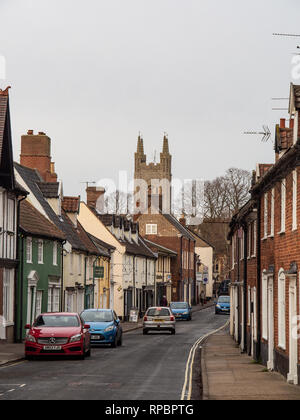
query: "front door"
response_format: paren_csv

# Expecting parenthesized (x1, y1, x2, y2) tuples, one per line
(288, 278, 298, 384)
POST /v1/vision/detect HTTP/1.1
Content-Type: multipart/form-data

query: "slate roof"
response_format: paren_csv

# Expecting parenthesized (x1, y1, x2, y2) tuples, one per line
(20, 200, 65, 241)
(122, 236, 157, 259)
(143, 238, 177, 256)
(290, 84, 300, 110)
(163, 213, 195, 241)
(62, 196, 80, 213)
(87, 233, 114, 258)
(14, 162, 91, 253)
(37, 182, 59, 198)
(186, 227, 215, 249)
(0, 93, 8, 166)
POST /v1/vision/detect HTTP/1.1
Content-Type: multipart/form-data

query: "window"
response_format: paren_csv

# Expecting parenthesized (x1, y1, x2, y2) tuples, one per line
(270, 188, 275, 237)
(278, 270, 286, 349)
(26, 237, 32, 263)
(253, 221, 257, 257)
(48, 287, 60, 312)
(247, 287, 251, 326)
(231, 235, 235, 269)
(38, 240, 44, 264)
(264, 193, 268, 238)
(240, 230, 244, 261)
(248, 224, 251, 259)
(35, 291, 43, 319)
(146, 224, 157, 235)
(280, 179, 286, 233)
(3, 269, 14, 324)
(7, 199, 15, 232)
(292, 170, 297, 231)
(262, 273, 268, 340)
(53, 241, 58, 266)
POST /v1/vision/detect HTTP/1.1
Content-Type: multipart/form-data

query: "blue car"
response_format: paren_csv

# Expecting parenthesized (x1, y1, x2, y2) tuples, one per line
(215, 295, 230, 314)
(80, 309, 123, 348)
(170, 302, 192, 321)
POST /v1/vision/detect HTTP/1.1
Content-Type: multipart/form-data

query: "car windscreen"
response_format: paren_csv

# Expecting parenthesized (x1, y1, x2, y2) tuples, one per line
(34, 315, 80, 327)
(218, 297, 230, 303)
(147, 308, 170, 317)
(81, 311, 113, 323)
(170, 303, 188, 309)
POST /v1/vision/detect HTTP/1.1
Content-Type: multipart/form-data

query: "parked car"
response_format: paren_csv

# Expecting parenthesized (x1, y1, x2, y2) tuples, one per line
(80, 309, 123, 348)
(24, 312, 91, 359)
(169, 302, 192, 321)
(215, 295, 230, 314)
(143, 307, 176, 335)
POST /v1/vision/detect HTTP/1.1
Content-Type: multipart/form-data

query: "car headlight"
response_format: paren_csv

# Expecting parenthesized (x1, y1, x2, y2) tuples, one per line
(216, 304, 221, 308)
(104, 325, 115, 333)
(69, 333, 83, 343)
(26, 334, 36, 343)
(183, 312, 189, 315)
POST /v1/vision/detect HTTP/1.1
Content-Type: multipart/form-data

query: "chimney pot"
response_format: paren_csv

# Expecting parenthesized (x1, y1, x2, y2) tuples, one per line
(280, 118, 286, 129)
(289, 119, 294, 129)
(38, 132, 46, 135)
(27, 130, 34, 135)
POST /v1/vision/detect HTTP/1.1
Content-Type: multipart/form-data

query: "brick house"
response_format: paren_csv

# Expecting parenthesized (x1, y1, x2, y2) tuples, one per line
(0, 87, 27, 342)
(229, 83, 300, 385)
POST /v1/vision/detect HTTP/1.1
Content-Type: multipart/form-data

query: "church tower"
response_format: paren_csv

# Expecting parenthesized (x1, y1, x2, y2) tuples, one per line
(134, 134, 172, 213)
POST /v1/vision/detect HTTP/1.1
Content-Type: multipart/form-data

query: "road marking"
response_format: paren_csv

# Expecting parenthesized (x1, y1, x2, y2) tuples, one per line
(181, 319, 229, 400)
(0, 360, 27, 370)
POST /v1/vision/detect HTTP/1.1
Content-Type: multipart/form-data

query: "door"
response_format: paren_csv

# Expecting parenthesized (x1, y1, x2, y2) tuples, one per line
(267, 277, 274, 370)
(288, 278, 298, 384)
(234, 287, 239, 342)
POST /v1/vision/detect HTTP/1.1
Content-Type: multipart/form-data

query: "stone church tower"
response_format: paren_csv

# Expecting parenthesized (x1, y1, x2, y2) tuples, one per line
(134, 134, 172, 213)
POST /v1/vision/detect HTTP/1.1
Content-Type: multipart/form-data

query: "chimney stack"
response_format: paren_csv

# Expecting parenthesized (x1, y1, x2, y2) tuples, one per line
(280, 118, 286, 129)
(179, 214, 186, 227)
(86, 186, 105, 211)
(20, 131, 57, 182)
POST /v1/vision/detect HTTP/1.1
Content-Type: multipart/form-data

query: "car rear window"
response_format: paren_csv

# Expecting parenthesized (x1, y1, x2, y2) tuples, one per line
(81, 311, 113, 323)
(147, 308, 170, 317)
(34, 315, 80, 327)
(170, 302, 188, 309)
(218, 296, 230, 303)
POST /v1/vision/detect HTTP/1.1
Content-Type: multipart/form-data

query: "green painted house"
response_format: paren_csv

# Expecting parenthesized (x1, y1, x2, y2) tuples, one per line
(16, 200, 65, 341)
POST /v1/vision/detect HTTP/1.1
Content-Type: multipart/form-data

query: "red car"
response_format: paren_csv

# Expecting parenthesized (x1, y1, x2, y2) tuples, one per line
(25, 312, 91, 360)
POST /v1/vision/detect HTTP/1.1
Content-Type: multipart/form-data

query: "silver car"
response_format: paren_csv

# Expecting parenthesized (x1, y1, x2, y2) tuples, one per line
(143, 307, 176, 335)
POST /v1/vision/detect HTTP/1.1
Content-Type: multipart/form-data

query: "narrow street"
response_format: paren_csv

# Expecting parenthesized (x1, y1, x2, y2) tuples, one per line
(0, 307, 227, 400)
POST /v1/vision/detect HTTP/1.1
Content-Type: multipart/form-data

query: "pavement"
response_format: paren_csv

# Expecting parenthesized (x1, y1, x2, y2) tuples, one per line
(0, 306, 223, 400)
(0, 300, 215, 368)
(202, 326, 300, 400)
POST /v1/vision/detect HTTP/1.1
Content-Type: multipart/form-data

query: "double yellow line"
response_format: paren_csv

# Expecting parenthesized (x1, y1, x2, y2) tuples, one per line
(181, 320, 229, 400)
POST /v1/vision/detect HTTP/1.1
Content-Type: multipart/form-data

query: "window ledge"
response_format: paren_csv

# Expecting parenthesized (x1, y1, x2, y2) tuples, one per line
(278, 231, 285, 235)
(261, 237, 268, 241)
(3, 321, 14, 327)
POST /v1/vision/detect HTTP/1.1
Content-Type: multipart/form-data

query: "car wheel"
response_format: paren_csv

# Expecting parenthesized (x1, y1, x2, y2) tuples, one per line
(171, 329, 176, 335)
(86, 346, 91, 357)
(118, 335, 123, 346)
(25, 355, 34, 361)
(111, 336, 118, 348)
(79, 351, 86, 360)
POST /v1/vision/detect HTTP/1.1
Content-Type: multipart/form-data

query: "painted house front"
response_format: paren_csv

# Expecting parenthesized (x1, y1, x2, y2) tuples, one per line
(0, 87, 27, 342)
(16, 200, 65, 341)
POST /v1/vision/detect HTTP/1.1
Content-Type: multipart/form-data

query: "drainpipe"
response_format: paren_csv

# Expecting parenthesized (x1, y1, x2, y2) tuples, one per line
(133, 255, 136, 308)
(180, 236, 183, 301)
(18, 232, 24, 343)
(243, 223, 248, 353)
(60, 240, 66, 312)
(15, 194, 26, 343)
(84, 255, 87, 309)
(256, 199, 262, 361)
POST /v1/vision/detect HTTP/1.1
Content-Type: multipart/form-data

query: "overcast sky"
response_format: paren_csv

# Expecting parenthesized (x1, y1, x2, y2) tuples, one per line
(1, 0, 300, 197)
